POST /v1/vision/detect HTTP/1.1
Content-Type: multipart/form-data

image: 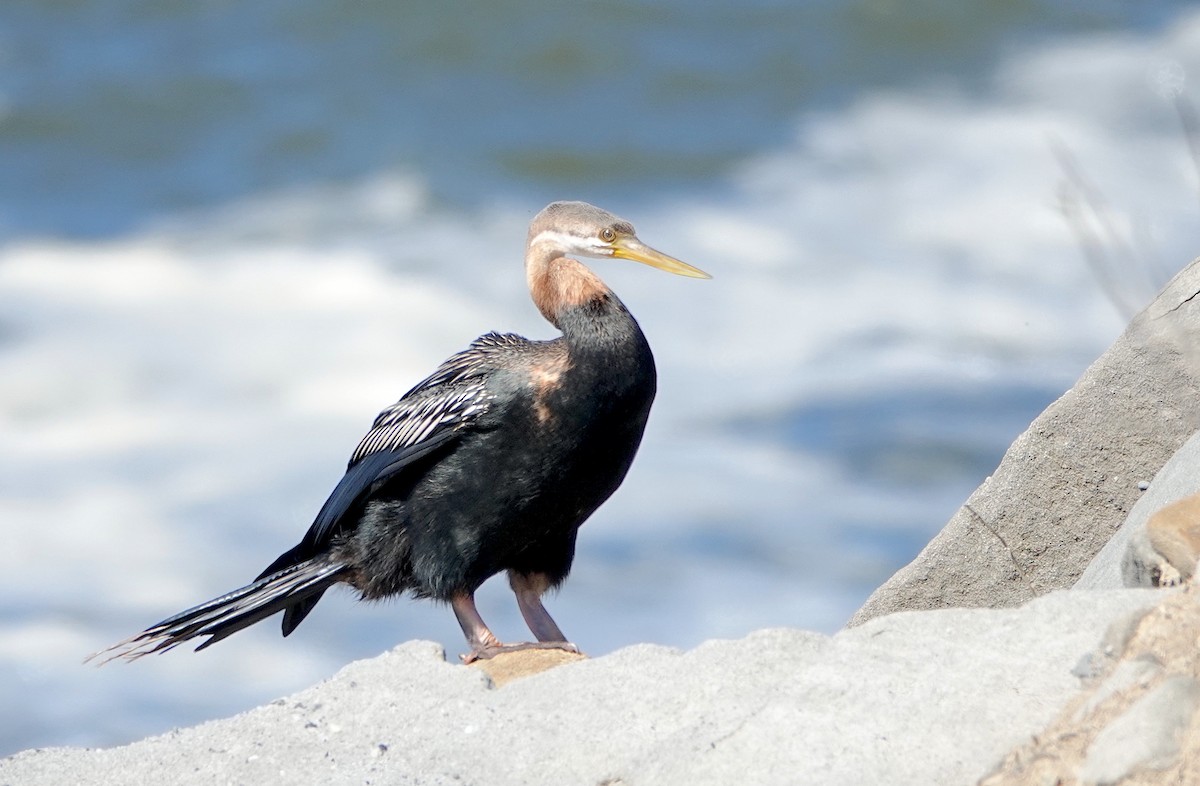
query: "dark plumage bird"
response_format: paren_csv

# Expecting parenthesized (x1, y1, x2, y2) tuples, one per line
(92, 201, 709, 664)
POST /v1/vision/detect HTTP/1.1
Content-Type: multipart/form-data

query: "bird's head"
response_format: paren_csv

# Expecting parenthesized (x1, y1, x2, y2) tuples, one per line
(527, 201, 711, 279)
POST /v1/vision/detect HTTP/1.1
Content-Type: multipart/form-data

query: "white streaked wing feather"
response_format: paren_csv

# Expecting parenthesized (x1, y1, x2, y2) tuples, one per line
(346, 332, 530, 466)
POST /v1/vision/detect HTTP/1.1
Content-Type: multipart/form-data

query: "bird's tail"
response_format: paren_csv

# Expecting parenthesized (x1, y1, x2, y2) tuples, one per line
(86, 559, 350, 664)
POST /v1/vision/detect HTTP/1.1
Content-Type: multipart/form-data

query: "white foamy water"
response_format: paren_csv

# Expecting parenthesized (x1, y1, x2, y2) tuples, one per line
(5, 12, 1200, 753)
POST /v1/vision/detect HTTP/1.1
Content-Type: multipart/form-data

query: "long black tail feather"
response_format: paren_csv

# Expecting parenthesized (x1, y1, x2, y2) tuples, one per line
(87, 559, 350, 664)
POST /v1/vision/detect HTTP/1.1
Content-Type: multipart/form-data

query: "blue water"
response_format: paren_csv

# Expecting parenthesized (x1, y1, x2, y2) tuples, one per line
(0, 1, 1180, 239)
(3, 0, 1199, 756)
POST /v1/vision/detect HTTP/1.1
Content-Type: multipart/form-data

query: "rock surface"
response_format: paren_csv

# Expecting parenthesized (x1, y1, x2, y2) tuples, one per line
(1076, 431, 1200, 591)
(0, 590, 1165, 786)
(982, 583, 1200, 786)
(850, 257, 1200, 627)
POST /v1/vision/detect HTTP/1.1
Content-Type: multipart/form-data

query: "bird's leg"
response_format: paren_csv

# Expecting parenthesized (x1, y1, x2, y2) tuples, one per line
(509, 571, 565, 641)
(450, 592, 503, 664)
(451, 579, 581, 664)
(508, 571, 580, 655)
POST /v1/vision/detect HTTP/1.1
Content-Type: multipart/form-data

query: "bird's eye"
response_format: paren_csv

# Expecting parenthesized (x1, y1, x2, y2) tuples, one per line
(599, 227, 617, 243)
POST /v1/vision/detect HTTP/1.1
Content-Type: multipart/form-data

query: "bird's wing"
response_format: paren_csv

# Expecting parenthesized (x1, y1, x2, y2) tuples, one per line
(278, 332, 529, 562)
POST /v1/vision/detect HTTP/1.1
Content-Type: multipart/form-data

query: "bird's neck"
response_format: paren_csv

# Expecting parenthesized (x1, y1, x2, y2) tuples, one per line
(526, 253, 649, 358)
(526, 254, 612, 329)
(527, 252, 656, 435)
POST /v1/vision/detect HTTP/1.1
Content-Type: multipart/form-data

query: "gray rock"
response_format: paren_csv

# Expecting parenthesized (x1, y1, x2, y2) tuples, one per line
(0, 589, 1162, 786)
(1079, 675, 1200, 785)
(850, 258, 1200, 626)
(1076, 431, 1200, 590)
(1073, 656, 1162, 722)
(1070, 606, 1158, 680)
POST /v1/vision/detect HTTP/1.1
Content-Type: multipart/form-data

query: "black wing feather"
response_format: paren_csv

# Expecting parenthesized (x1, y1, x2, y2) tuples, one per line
(87, 559, 349, 662)
(260, 431, 459, 577)
(271, 332, 527, 565)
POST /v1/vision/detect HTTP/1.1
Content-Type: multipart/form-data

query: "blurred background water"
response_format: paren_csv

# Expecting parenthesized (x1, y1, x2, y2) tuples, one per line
(3, 0, 1200, 756)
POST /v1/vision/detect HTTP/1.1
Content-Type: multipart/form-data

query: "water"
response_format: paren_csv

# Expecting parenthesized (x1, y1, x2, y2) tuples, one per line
(3, 0, 1199, 756)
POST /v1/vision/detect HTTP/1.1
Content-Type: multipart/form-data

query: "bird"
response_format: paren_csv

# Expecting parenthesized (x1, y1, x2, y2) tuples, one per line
(91, 201, 709, 665)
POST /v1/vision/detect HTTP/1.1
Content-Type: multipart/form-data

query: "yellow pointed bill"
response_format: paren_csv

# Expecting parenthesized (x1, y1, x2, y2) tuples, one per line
(611, 237, 711, 279)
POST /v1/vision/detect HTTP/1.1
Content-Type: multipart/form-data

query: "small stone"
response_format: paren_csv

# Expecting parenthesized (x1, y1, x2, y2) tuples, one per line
(468, 647, 587, 687)
(1071, 652, 1102, 680)
(1138, 481, 1151, 491)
